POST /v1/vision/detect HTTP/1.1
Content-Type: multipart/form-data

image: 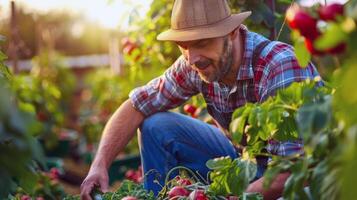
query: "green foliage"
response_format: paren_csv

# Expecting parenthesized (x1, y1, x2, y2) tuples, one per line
(207, 157, 258, 197)
(292, 31, 311, 67)
(8, 170, 66, 200)
(230, 0, 292, 41)
(315, 21, 349, 50)
(228, 78, 352, 200)
(8, 51, 77, 148)
(230, 81, 327, 157)
(0, 54, 45, 198)
(0, 51, 12, 80)
(64, 180, 156, 200)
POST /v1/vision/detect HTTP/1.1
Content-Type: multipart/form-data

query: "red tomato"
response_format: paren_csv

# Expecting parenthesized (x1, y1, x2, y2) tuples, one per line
(327, 42, 347, 54)
(286, 5, 319, 39)
(183, 104, 197, 117)
(123, 44, 137, 55)
(168, 186, 190, 199)
(319, 3, 344, 21)
(188, 190, 209, 200)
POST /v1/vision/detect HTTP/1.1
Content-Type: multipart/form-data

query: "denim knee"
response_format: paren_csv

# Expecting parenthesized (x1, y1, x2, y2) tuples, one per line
(139, 112, 178, 143)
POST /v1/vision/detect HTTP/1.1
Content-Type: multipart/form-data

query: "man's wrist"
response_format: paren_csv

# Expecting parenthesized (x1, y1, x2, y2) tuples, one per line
(90, 157, 111, 171)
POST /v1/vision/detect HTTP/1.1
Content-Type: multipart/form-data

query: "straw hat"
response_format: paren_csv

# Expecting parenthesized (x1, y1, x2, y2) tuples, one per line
(157, 0, 251, 41)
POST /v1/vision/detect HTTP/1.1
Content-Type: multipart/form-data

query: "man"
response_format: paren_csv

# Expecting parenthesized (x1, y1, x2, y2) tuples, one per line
(80, 0, 321, 199)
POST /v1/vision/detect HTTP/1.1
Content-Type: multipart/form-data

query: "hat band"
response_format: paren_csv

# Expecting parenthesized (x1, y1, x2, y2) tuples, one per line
(171, 14, 231, 31)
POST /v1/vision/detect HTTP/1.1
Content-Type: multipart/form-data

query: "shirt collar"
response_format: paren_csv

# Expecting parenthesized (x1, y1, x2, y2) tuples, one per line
(236, 25, 254, 81)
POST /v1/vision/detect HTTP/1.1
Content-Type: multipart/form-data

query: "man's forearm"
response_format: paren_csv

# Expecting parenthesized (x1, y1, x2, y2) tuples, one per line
(91, 99, 145, 170)
(246, 172, 290, 200)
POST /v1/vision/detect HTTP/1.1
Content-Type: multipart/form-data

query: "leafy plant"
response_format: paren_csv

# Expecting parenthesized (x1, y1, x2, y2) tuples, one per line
(64, 180, 156, 200)
(0, 48, 45, 198)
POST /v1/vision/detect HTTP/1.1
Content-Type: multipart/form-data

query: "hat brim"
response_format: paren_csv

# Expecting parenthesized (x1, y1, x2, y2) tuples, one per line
(157, 11, 251, 42)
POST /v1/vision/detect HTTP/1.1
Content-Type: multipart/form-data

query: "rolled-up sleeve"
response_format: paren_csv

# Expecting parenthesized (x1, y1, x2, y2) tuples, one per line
(129, 56, 200, 116)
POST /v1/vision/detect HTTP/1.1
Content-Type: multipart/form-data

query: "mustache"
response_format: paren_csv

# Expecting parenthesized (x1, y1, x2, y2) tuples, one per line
(194, 58, 213, 69)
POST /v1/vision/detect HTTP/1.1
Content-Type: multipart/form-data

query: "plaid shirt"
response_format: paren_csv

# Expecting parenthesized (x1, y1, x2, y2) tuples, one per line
(129, 26, 321, 157)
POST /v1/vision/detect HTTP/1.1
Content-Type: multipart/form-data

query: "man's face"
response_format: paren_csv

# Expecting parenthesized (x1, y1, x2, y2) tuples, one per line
(176, 35, 234, 83)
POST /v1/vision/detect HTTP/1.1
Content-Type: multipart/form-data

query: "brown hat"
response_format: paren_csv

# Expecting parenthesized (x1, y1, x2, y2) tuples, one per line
(157, 0, 251, 42)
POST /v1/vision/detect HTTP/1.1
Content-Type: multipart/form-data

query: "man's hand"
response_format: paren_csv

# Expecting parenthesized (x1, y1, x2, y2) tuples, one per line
(80, 99, 145, 200)
(80, 166, 109, 200)
(246, 172, 290, 200)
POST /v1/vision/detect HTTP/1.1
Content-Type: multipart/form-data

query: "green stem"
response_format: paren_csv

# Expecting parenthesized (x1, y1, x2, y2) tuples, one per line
(273, 104, 298, 111)
(164, 166, 202, 184)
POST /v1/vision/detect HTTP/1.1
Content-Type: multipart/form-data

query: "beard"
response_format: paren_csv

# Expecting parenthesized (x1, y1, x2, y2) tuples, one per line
(197, 37, 234, 83)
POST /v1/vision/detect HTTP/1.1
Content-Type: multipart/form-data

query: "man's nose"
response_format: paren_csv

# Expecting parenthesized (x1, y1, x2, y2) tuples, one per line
(186, 49, 200, 65)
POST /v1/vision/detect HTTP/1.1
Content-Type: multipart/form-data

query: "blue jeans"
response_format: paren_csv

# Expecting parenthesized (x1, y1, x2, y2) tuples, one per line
(138, 112, 263, 195)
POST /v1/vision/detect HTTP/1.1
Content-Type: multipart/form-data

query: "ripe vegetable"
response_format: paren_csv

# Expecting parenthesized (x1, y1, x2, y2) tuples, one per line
(168, 186, 190, 199)
(327, 42, 347, 54)
(177, 178, 192, 186)
(188, 190, 208, 200)
(183, 104, 197, 117)
(286, 5, 319, 39)
(319, 3, 344, 21)
(121, 196, 138, 200)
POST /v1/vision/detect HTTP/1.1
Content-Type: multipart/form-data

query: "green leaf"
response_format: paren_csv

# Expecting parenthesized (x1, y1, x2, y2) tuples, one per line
(296, 97, 331, 140)
(206, 156, 232, 170)
(310, 160, 328, 200)
(241, 192, 264, 200)
(0, 51, 7, 61)
(18, 168, 38, 193)
(0, 170, 16, 198)
(315, 22, 348, 50)
(294, 36, 311, 68)
(230, 117, 245, 144)
(277, 0, 293, 4)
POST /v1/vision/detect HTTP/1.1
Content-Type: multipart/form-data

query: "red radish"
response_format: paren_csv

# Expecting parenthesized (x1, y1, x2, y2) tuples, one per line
(189, 190, 209, 200)
(21, 195, 31, 200)
(177, 178, 192, 186)
(168, 186, 190, 199)
(121, 196, 138, 200)
(49, 167, 60, 180)
(125, 169, 136, 180)
(319, 3, 344, 21)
